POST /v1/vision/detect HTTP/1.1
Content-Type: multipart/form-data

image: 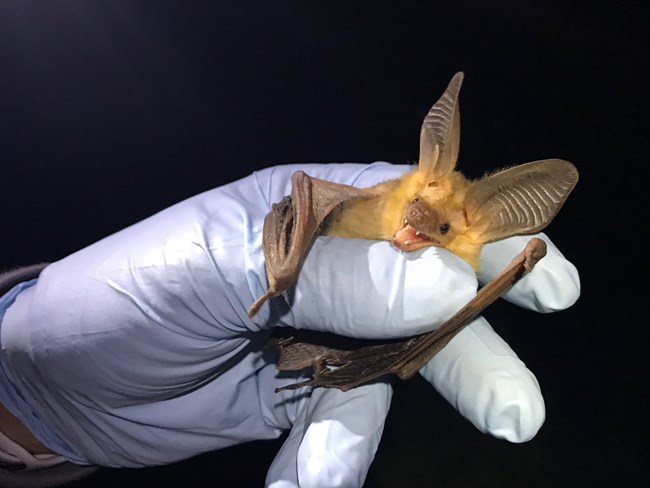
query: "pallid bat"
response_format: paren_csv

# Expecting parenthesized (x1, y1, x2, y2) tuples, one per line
(249, 72, 578, 391)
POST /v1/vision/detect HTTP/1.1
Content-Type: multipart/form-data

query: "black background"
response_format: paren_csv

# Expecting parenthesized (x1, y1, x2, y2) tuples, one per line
(0, 1, 647, 487)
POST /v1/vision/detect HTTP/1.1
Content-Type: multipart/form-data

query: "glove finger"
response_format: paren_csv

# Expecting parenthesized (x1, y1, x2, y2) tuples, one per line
(265, 379, 392, 488)
(419, 316, 545, 443)
(276, 239, 477, 339)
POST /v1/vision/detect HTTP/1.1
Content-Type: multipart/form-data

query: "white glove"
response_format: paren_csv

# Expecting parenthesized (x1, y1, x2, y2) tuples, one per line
(0, 162, 579, 488)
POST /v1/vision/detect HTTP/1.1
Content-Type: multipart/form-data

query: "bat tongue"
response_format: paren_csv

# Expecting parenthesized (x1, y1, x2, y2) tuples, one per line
(392, 224, 432, 250)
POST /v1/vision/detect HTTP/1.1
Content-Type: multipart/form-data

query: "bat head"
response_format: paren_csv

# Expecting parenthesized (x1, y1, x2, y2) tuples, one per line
(390, 72, 578, 268)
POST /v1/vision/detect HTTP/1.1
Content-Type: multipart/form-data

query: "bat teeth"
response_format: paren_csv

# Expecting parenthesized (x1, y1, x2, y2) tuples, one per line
(415, 231, 422, 237)
(403, 219, 408, 225)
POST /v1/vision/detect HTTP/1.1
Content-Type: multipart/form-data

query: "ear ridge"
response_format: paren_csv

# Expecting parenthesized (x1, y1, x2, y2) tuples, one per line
(465, 159, 578, 242)
(418, 71, 464, 180)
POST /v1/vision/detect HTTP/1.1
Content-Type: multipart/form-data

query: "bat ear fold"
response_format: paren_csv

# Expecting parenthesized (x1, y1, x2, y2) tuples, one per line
(418, 72, 464, 181)
(464, 159, 579, 243)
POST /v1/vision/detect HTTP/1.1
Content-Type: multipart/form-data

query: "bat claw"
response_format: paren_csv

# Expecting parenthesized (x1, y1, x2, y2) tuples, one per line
(275, 379, 313, 393)
(523, 237, 547, 272)
(248, 289, 277, 319)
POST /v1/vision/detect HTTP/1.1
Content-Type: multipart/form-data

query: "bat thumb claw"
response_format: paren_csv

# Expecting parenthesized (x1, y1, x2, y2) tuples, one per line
(248, 289, 276, 319)
(523, 237, 547, 272)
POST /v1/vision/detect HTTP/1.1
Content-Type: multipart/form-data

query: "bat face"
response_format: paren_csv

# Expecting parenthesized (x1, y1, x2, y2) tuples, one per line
(383, 171, 469, 253)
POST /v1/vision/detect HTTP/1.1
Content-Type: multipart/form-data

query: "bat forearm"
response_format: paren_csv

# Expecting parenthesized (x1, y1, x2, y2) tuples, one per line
(270, 238, 547, 392)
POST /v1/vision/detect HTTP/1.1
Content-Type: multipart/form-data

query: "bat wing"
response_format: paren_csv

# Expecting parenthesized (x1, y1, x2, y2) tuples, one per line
(271, 237, 547, 391)
(248, 171, 375, 318)
(464, 159, 579, 242)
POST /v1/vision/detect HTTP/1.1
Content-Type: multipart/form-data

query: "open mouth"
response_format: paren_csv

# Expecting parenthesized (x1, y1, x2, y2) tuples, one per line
(392, 220, 439, 251)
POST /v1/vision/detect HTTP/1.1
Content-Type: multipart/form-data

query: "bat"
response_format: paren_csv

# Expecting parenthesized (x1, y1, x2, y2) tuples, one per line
(252, 72, 577, 391)
(249, 72, 578, 318)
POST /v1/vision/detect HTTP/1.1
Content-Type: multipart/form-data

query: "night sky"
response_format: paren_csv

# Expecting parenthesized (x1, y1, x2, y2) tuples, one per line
(0, 1, 646, 487)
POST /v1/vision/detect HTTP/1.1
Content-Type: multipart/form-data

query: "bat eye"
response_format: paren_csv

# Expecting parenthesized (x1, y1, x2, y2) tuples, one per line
(439, 223, 450, 234)
(411, 198, 419, 203)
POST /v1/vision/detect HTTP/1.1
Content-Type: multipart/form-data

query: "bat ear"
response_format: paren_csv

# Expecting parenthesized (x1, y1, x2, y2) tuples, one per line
(464, 159, 579, 242)
(418, 72, 464, 181)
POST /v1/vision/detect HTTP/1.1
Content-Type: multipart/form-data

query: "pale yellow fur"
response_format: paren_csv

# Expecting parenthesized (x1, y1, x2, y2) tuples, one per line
(322, 167, 485, 269)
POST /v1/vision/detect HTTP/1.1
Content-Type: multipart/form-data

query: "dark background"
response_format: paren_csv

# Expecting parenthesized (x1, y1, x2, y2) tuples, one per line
(0, 1, 647, 487)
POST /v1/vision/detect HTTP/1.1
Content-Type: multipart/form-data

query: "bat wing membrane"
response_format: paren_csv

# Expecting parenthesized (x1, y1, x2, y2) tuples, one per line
(248, 171, 375, 318)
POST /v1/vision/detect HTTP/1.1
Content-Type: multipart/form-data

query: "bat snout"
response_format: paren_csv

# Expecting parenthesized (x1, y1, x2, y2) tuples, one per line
(391, 201, 443, 251)
(405, 201, 440, 235)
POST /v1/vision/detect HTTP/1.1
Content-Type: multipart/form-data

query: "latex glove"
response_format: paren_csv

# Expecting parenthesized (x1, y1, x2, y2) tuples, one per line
(0, 163, 579, 488)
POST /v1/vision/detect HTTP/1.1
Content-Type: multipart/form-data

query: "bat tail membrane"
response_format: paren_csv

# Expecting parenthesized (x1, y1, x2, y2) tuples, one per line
(464, 159, 579, 242)
(418, 71, 464, 181)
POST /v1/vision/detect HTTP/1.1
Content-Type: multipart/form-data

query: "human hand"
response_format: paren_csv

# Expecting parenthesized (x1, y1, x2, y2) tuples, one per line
(2, 163, 578, 488)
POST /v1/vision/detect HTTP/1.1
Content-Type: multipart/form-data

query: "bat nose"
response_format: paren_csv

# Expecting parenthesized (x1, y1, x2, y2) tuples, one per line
(406, 201, 439, 232)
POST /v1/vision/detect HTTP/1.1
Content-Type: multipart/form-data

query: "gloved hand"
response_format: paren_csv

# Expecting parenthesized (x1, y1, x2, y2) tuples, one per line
(0, 163, 579, 488)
